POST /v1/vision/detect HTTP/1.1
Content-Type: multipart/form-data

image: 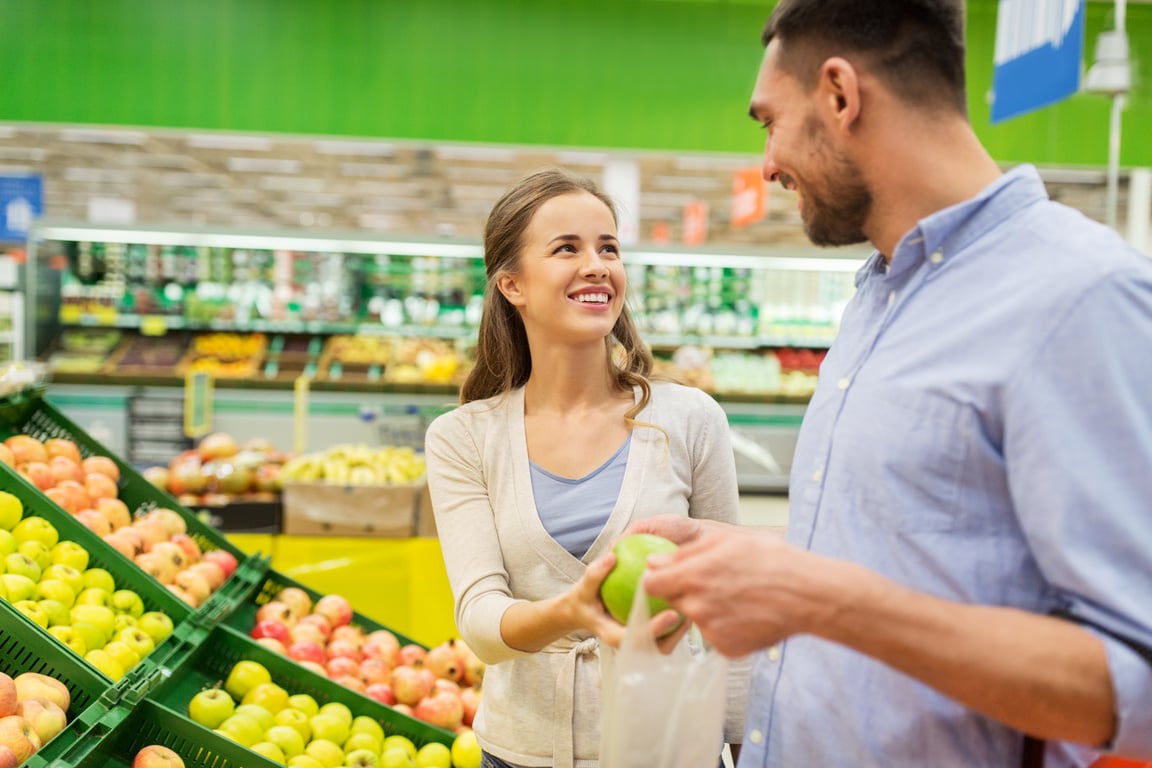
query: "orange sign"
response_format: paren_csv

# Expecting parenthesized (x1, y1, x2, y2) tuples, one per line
(683, 201, 709, 246)
(731, 166, 767, 227)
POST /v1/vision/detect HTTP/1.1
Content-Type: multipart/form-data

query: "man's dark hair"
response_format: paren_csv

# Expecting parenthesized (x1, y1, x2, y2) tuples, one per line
(763, 0, 968, 115)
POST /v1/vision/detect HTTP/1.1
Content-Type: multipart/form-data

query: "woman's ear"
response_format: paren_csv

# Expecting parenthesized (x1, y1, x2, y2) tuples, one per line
(496, 273, 526, 307)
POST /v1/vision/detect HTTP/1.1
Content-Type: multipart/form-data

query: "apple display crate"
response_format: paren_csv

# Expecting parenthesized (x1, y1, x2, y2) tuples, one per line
(213, 559, 426, 649)
(141, 623, 457, 751)
(28, 698, 283, 768)
(0, 598, 116, 766)
(0, 467, 199, 682)
(0, 386, 250, 564)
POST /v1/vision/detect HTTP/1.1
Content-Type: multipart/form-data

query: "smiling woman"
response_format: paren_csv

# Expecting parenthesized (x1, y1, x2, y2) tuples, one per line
(422, 168, 750, 767)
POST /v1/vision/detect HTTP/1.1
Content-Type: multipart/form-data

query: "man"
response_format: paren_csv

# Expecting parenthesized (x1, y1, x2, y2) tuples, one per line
(633, 1, 1152, 766)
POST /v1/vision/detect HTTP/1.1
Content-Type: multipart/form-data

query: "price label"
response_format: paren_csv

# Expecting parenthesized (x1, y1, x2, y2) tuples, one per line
(184, 370, 213, 438)
(140, 316, 168, 337)
(59, 306, 82, 324)
(294, 374, 311, 454)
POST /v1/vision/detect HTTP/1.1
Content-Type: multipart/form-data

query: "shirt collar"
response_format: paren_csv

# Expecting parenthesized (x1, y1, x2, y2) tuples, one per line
(858, 164, 1049, 285)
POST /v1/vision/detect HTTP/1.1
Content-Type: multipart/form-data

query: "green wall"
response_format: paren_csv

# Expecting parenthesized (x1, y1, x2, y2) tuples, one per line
(2, 0, 1149, 166)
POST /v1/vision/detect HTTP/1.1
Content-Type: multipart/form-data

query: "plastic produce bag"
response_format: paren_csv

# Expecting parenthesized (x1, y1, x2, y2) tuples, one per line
(599, 583, 729, 767)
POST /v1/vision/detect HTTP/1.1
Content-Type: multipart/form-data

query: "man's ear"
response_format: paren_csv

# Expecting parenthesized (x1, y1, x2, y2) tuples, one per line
(819, 57, 861, 133)
(496, 273, 526, 307)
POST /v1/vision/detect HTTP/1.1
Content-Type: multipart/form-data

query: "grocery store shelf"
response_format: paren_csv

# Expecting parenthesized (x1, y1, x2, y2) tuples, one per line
(62, 313, 476, 339)
(645, 333, 835, 350)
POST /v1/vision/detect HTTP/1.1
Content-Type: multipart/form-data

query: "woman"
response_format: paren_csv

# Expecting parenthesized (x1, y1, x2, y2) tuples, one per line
(425, 168, 745, 768)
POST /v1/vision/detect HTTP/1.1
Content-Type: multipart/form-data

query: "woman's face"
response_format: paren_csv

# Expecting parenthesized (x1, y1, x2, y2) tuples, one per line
(499, 191, 626, 344)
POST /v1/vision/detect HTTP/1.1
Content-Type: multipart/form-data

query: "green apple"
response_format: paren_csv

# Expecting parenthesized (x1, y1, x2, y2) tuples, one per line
(85, 648, 126, 681)
(382, 736, 417, 762)
(346, 748, 381, 768)
(217, 714, 264, 747)
(343, 732, 382, 755)
(5, 553, 41, 582)
(116, 626, 155, 658)
(599, 533, 682, 628)
(48, 625, 88, 655)
(37, 598, 71, 626)
(273, 707, 312, 742)
(110, 589, 144, 618)
(241, 682, 289, 714)
(349, 716, 384, 743)
(308, 714, 349, 747)
(263, 724, 306, 759)
(81, 567, 116, 593)
(317, 701, 353, 726)
(74, 588, 113, 608)
(137, 611, 174, 643)
(0, 490, 22, 530)
(3, 573, 37, 602)
(224, 660, 271, 700)
(249, 742, 286, 764)
(287, 693, 319, 718)
(233, 704, 275, 732)
(0, 529, 17, 558)
(113, 614, 138, 634)
(287, 755, 326, 768)
(49, 541, 89, 572)
(416, 742, 452, 768)
(14, 600, 49, 627)
(303, 739, 345, 768)
(188, 687, 235, 729)
(450, 730, 481, 768)
(36, 579, 77, 608)
(42, 564, 84, 595)
(380, 746, 414, 768)
(70, 604, 116, 640)
(0, 578, 6, 601)
(11, 517, 58, 549)
(102, 640, 141, 672)
(70, 621, 107, 652)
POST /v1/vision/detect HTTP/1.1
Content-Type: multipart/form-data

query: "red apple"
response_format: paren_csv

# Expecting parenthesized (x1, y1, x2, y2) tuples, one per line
(275, 587, 312, 618)
(5, 436, 46, 466)
(255, 601, 295, 628)
(334, 675, 366, 694)
(297, 660, 327, 677)
(250, 620, 291, 646)
(141, 466, 170, 492)
(391, 665, 434, 706)
(15, 697, 67, 745)
(460, 686, 481, 727)
(48, 456, 84, 485)
(325, 657, 360, 679)
(399, 644, 427, 666)
(81, 456, 120, 482)
(313, 595, 353, 629)
(289, 623, 327, 647)
(169, 534, 202, 564)
(145, 509, 187, 538)
(94, 498, 131, 531)
(330, 626, 364, 648)
(13, 673, 70, 712)
(84, 472, 119, 501)
(187, 561, 227, 591)
(326, 640, 363, 663)
(287, 641, 325, 666)
(358, 659, 392, 687)
(0, 674, 15, 719)
(297, 614, 332, 638)
(254, 637, 287, 655)
(0, 443, 14, 467)
(197, 433, 238, 462)
(132, 744, 184, 768)
(18, 462, 54, 491)
(173, 569, 212, 603)
(0, 716, 40, 763)
(365, 683, 395, 706)
(201, 550, 238, 579)
(413, 690, 464, 730)
(362, 631, 401, 666)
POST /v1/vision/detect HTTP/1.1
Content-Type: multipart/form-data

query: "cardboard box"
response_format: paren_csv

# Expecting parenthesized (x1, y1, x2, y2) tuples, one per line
(282, 481, 424, 537)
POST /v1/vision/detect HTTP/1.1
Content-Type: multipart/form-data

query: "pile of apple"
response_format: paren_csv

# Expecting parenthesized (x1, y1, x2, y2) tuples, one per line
(143, 432, 289, 508)
(0, 432, 240, 609)
(246, 589, 484, 733)
(101, 506, 240, 609)
(187, 659, 466, 768)
(0, 491, 176, 682)
(0, 671, 72, 768)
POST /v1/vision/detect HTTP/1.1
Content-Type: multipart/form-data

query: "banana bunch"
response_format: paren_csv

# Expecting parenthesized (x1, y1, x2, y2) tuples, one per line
(279, 443, 426, 486)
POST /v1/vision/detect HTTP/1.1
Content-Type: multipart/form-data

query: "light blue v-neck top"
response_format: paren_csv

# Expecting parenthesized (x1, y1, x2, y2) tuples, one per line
(529, 436, 631, 559)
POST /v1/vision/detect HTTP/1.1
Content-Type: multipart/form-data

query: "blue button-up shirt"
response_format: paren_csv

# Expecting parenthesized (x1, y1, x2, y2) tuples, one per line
(740, 165, 1152, 768)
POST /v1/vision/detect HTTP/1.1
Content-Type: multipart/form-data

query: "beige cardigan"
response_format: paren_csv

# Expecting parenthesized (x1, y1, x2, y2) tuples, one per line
(425, 382, 748, 768)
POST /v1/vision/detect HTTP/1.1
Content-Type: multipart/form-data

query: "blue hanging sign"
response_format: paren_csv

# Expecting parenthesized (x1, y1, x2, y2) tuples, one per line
(0, 174, 43, 242)
(991, 0, 1086, 123)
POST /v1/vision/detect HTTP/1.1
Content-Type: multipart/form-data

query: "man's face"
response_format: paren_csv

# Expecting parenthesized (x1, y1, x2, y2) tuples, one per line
(749, 40, 872, 247)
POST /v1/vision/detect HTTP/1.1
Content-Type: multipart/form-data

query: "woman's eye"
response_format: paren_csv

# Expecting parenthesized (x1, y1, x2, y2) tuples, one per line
(600, 245, 620, 258)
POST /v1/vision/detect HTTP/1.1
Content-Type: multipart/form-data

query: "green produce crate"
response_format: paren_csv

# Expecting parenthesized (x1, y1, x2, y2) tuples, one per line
(30, 698, 283, 768)
(0, 386, 249, 563)
(0, 598, 112, 764)
(0, 471, 196, 682)
(219, 560, 425, 648)
(146, 623, 456, 750)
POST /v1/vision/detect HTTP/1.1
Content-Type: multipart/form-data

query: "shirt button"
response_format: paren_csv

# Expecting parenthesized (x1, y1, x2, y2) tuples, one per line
(929, 250, 944, 264)
(837, 377, 851, 390)
(811, 468, 823, 483)
(750, 729, 765, 744)
(768, 645, 781, 662)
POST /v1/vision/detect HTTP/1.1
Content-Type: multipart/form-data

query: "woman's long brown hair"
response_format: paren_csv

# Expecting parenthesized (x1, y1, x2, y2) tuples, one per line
(460, 168, 655, 424)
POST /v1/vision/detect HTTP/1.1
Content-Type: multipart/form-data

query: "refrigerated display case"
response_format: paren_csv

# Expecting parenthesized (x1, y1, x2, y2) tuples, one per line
(27, 221, 869, 490)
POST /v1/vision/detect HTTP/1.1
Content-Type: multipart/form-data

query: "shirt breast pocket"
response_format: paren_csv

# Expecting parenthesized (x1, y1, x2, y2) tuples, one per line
(835, 383, 974, 532)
